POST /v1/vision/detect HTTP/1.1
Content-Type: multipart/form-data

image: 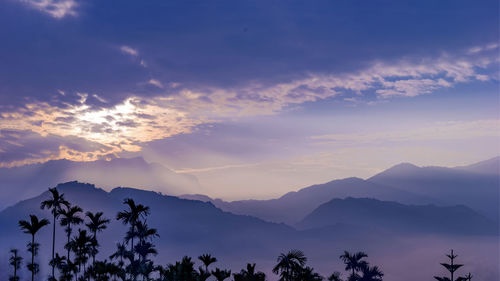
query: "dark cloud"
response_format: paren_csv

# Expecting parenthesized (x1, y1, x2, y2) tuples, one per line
(0, 0, 497, 109)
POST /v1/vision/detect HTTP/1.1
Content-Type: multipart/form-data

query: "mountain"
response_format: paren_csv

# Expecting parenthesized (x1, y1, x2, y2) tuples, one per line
(454, 156, 500, 175)
(182, 177, 435, 224)
(0, 157, 201, 210)
(296, 197, 497, 235)
(0, 181, 498, 281)
(368, 162, 499, 221)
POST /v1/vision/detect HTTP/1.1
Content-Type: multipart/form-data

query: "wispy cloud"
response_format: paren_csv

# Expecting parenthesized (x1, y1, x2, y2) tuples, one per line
(120, 45, 138, 57)
(148, 79, 164, 88)
(311, 120, 500, 145)
(19, 0, 78, 19)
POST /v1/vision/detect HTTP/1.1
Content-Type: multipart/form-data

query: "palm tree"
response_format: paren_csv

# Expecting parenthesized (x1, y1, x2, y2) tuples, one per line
(197, 267, 211, 281)
(116, 198, 150, 253)
(41, 187, 70, 279)
(19, 214, 50, 281)
(233, 263, 266, 281)
(110, 242, 128, 269)
(9, 249, 23, 281)
(212, 268, 231, 281)
(198, 254, 217, 272)
(298, 266, 323, 281)
(70, 229, 93, 281)
(273, 249, 307, 281)
(86, 211, 110, 267)
(60, 204, 84, 262)
(359, 265, 383, 281)
(339, 251, 368, 281)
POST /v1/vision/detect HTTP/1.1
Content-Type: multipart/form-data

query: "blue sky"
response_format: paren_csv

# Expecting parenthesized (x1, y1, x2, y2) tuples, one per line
(0, 0, 498, 198)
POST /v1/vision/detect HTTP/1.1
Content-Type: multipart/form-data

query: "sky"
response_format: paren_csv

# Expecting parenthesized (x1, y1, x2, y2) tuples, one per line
(0, 0, 499, 199)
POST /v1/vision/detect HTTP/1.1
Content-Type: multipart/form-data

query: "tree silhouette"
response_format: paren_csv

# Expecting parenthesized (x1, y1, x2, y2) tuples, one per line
(298, 266, 323, 281)
(273, 249, 307, 281)
(9, 249, 23, 281)
(233, 263, 266, 281)
(41, 187, 70, 279)
(358, 265, 383, 281)
(339, 251, 368, 281)
(212, 268, 232, 281)
(70, 229, 93, 281)
(198, 254, 217, 272)
(434, 250, 467, 281)
(60, 204, 84, 263)
(328, 272, 343, 281)
(116, 198, 150, 254)
(86, 211, 110, 268)
(19, 214, 50, 281)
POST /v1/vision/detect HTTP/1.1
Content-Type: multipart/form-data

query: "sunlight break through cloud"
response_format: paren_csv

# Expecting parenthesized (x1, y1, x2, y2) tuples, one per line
(0, 45, 497, 166)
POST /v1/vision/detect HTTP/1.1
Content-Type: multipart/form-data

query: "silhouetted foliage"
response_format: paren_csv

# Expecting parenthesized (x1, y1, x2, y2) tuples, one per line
(41, 187, 70, 279)
(9, 249, 23, 281)
(233, 263, 266, 281)
(434, 250, 472, 281)
(9, 187, 478, 281)
(19, 214, 50, 281)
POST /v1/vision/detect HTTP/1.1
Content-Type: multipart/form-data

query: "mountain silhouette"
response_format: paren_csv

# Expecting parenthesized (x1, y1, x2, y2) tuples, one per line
(296, 197, 497, 235)
(368, 161, 499, 221)
(0, 157, 200, 210)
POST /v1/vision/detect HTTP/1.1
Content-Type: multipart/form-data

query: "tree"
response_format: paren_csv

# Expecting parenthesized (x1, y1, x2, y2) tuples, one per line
(70, 229, 93, 281)
(358, 265, 383, 281)
(9, 249, 23, 281)
(298, 266, 323, 281)
(198, 254, 217, 272)
(116, 198, 150, 253)
(212, 268, 231, 281)
(233, 263, 266, 281)
(328, 272, 343, 281)
(434, 250, 466, 281)
(19, 214, 50, 281)
(339, 251, 368, 281)
(60, 204, 84, 262)
(86, 211, 110, 267)
(41, 187, 70, 279)
(273, 249, 307, 281)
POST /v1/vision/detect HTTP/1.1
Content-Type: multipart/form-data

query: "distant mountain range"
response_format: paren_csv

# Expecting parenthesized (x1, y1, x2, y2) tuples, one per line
(296, 197, 496, 235)
(0, 157, 201, 210)
(182, 157, 500, 223)
(0, 181, 498, 281)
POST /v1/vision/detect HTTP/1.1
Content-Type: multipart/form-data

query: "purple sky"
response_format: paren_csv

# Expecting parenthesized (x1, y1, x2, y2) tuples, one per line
(0, 0, 498, 198)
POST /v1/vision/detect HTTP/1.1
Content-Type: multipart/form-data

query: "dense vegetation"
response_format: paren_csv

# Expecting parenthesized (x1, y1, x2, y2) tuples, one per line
(8, 188, 474, 281)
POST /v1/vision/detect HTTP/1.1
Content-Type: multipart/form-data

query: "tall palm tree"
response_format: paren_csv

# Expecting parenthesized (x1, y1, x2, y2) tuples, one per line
(359, 265, 383, 281)
(70, 229, 93, 281)
(273, 249, 307, 281)
(41, 187, 70, 279)
(19, 214, 50, 281)
(211, 268, 231, 281)
(60, 204, 84, 262)
(198, 254, 217, 272)
(116, 198, 150, 253)
(339, 251, 368, 281)
(9, 249, 23, 281)
(86, 211, 110, 267)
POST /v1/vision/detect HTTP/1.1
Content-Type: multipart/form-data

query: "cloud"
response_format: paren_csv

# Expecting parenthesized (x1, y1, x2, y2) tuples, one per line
(148, 79, 164, 88)
(19, 0, 78, 19)
(311, 120, 500, 145)
(120, 46, 138, 57)
(0, 44, 497, 166)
